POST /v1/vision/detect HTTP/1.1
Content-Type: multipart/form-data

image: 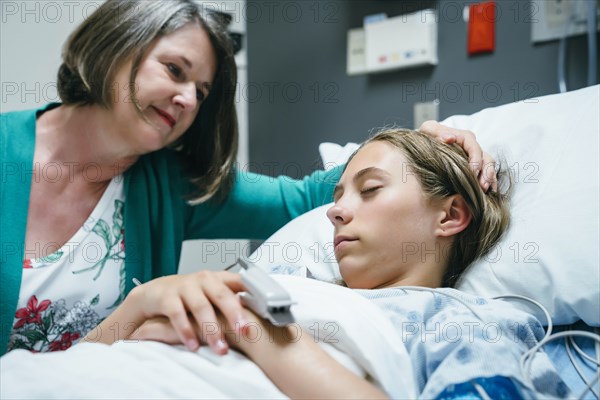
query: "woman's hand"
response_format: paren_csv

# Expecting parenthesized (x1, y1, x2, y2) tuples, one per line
(130, 306, 264, 354)
(419, 120, 498, 192)
(130, 271, 247, 354)
(85, 270, 247, 354)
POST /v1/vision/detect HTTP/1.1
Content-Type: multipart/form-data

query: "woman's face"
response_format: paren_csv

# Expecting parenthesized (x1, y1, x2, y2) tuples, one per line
(112, 23, 217, 154)
(327, 141, 442, 289)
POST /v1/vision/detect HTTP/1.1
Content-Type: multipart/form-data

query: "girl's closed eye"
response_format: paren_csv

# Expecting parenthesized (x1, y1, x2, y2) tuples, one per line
(360, 186, 382, 195)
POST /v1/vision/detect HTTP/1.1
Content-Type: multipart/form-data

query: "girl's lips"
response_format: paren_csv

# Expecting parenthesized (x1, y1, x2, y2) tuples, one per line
(152, 107, 176, 128)
(334, 236, 358, 252)
(335, 240, 357, 254)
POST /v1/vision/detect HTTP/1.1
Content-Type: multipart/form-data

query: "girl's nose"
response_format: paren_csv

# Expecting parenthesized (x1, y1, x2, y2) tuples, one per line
(326, 203, 353, 225)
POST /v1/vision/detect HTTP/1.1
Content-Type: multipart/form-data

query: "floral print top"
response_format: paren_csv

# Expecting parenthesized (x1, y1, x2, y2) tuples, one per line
(8, 176, 126, 353)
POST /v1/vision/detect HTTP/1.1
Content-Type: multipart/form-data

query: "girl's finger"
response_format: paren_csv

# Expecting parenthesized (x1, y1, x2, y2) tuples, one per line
(131, 317, 181, 344)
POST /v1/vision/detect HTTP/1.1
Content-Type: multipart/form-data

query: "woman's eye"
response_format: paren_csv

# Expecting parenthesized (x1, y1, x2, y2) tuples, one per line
(167, 63, 182, 78)
(196, 90, 205, 102)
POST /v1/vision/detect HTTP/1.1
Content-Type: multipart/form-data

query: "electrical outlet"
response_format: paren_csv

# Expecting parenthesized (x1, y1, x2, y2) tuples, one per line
(545, 0, 570, 26)
(347, 28, 367, 76)
(413, 100, 439, 129)
(532, 0, 600, 43)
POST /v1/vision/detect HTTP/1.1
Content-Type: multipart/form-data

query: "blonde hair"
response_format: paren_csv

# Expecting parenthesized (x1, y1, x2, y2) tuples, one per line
(350, 128, 512, 287)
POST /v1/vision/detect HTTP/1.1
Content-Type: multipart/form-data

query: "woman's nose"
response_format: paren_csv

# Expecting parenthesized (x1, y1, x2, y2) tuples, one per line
(327, 203, 353, 225)
(173, 82, 197, 110)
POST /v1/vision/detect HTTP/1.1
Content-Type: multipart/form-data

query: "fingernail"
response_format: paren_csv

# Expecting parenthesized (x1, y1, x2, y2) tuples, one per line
(186, 338, 199, 351)
(483, 181, 490, 191)
(238, 320, 254, 337)
(213, 339, 228, 355)
(236, 318, 249, 332)
(441, 133, 455, 140)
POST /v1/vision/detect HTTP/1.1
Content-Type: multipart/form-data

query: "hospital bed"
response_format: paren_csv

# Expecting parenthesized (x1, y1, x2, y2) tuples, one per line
(1, 85, 599, 398)
(251, 84, 600, 398)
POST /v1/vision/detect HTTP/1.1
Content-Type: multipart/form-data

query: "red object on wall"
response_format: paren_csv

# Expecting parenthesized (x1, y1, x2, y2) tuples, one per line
(468, 1, 495, 55)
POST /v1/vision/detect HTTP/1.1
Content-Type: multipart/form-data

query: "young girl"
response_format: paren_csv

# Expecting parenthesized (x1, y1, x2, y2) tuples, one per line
(113, 128, 552, 399)
(328, 127, 510, 290)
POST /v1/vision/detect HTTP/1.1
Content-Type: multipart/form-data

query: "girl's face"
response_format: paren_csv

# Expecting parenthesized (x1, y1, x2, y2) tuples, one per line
(327, 141, 442, 289)
(111, 23, 217, 154)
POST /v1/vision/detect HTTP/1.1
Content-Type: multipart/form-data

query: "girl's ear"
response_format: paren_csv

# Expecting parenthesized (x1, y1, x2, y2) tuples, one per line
(435, 195, 472, 237)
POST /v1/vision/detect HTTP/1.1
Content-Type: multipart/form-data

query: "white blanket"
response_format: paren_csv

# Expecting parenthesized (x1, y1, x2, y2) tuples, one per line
(0, 276, 416, 399)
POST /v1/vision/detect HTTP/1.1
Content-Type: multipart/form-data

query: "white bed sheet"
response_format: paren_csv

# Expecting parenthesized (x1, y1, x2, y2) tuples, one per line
(0, 276, 416, 399)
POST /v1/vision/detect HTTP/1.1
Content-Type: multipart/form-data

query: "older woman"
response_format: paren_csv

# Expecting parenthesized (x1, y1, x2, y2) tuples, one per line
(0, 0, 497, 357)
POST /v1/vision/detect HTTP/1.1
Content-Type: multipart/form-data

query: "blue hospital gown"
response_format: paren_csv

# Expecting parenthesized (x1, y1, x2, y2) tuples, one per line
(268, 266, 567, 398)
(269, 265, 569, 399)
(356, 287, 569, 399)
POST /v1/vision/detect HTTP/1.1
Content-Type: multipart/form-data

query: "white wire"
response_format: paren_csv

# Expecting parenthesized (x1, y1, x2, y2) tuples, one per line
(491, 294, 553, 342)
(596, 329, 600, 397)
(490, 294, 600, 399)
(471, 381, 493, 400)
(520, 331, 600, 399)
(399, 289, 600, 399)
(566, 335, 600, 399)
(596, 327, 600, 360)
(579, 374, 600, 400)
(570, 334, 600, 366)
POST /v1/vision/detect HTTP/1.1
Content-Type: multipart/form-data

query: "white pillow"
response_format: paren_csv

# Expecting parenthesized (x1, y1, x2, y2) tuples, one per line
(251, 85, 600, 326)
(248, 203, 341, 284)
(319, 142, 360, 170)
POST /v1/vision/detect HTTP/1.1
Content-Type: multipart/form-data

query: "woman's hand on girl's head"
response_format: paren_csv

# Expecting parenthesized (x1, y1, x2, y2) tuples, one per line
(419, 120, 498, 192)
(128, 270, 246, 354)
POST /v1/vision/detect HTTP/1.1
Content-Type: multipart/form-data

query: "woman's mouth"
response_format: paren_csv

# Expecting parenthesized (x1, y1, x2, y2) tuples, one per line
(152, 107, 176, 128)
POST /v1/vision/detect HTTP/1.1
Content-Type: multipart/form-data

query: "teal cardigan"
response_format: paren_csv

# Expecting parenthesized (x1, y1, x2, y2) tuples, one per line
(0, 105, 341, 355)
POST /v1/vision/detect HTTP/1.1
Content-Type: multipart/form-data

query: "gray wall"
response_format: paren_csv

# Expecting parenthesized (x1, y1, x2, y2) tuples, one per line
(246, 0, 597, 178)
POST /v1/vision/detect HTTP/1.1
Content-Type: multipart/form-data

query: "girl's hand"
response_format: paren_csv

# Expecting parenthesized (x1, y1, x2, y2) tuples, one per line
(130, 307, 267, 355)
(129, 270, 246, 354)
(131, 311, 388, 398)
(419, 120, 498, 192)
